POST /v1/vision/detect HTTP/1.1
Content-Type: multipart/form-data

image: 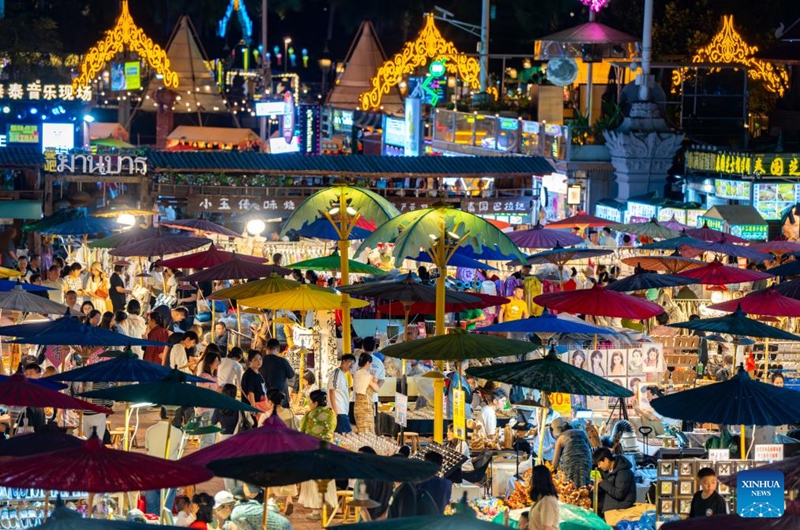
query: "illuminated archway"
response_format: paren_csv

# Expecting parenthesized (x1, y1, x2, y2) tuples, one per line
(74, 0, 178, 89)
(359, 14, 496, 110)
(671, 15, 788, 96)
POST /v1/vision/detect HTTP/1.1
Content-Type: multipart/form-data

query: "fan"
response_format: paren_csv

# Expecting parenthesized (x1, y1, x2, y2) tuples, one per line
(546, 58, 579, 86)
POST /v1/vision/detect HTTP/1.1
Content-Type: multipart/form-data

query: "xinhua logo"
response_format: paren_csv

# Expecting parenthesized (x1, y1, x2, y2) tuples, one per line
(737, 470, 785, 518)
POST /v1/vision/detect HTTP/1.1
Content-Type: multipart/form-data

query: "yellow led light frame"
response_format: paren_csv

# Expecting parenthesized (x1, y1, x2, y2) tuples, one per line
(74, 0, 178, 89)
(359, 14, 496, 110)
(672, 15, 788, 97)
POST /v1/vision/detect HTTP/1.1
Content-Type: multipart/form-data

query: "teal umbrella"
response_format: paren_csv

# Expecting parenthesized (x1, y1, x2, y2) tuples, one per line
(379, 328, 534, 361)
(669, 306, 800, 341)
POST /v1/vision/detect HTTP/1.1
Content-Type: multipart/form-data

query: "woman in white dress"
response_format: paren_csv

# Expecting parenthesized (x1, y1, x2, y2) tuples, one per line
(85, 262, 108, 310)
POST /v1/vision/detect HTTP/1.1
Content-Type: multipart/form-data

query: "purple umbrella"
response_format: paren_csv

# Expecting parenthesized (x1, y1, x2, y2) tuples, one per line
(110, 233, 212, 257)
(508, 223, 584, 249)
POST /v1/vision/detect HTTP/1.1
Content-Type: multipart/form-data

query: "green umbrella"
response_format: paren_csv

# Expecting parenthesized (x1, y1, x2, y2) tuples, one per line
(380, 328, 533, 361)
(466, 349, 633, 398)
(608, 217, 679, 240)
(289, 250, 383, 275)
(22, 209, 82, 233)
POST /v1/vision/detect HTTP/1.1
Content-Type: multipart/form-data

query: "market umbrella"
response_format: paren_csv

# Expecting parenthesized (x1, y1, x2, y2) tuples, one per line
(110, 233, 212, 257)
(9, 317, 169, 348)
(88, 227, 158, 249)
(620, 256, 704, 274)
(0, 373, 111, 414)
(336, 514, 507, 530)
(480, 309, 616, 337)
(637, 234, 708, 251)
(650, 367, 800, 427)
(0, 374, 66, 391)
(240, 285, 370, 312)
(157, 243, 267, 269)
(160, 218, 242, 238)
(669, 306, 800, 342)
(661, 513, 798, 530)
(686, 222, 748, 243)
(541, 212, 610, 233)
(295, 216, 375, 241)
(0, 433, 212, 493)
(687, 238, 772, 261)
(182, 414, 345, 467)
(91, 204, 156, 218)
(660, 216, 692, 232)
(45, 349, 206, 384)
(767, 258, 800, 277)
(0, 285, 82, 315)
(508, 222, 584, 249)
(750, 239, 800, 259)
(182, 256, 290, 282)
(380, 328, 533, 361)
(708, 287, 800, 316)
(609, 218, 679, 239)
(773, 278, 800, 298)
(409, 249, 498, 270)
(22, 209, 83, 233)
(677, 259, 774, 285)
(209, 273, 326, 300)
(0, 311, 79, 337)
(0, 428, 83, 459)
(376, 291, 511, 315)
(289, 251, 383, 275)
(39, 217, 122, 236)
(606, 268, 699, 292)
(33, 504, 185, 530)
(534, 285, 665, 319)
(0, 267, 22, 279)
(521, 244, 613, 268)
(338, 273, 479, 306)
(0, 280, 52, 292)
(90, 137, 135, 148)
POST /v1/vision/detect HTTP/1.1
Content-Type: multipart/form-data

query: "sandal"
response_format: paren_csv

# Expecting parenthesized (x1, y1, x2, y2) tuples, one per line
(284, 503, 294, 516)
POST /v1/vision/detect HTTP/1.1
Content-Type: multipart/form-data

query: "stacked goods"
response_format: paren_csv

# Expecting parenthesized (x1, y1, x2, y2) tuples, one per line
(504, 468, 592, 510)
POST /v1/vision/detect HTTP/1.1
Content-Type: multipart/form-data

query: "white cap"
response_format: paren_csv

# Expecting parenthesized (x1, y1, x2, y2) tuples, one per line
(213, 491, 235, 509)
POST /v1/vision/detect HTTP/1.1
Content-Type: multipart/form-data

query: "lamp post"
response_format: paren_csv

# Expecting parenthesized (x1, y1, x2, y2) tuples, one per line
(283, 37, 292, 73)
(319, 54, 332, 100)
(321, 185, 360, 355)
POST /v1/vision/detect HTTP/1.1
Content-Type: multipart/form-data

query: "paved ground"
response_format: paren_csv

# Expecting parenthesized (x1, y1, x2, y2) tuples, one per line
(107, 404, 343, 529)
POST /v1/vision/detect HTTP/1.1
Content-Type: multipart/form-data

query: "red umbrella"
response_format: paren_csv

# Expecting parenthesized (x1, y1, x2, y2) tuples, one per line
(708, 287, 800, 317)
(0, 373, 111, 414)
(677, 259, 774, 285)
(110, 233, 212, 257)
(182, 256, 291, 282)
(0, 434, 212, 492)
(182, 414, 345, 467)
(685, 223, 748, 243)
(533, 285, 664, 319)
(377, 291, 510, 315)
(157, 244, 267, 269)
(750, 239, 800, 258)
(161, 218, 242, 238)
(543, 212, 609, 230)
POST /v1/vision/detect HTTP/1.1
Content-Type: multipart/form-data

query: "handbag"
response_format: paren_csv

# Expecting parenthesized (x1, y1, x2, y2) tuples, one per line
(95, 286, 109, 299)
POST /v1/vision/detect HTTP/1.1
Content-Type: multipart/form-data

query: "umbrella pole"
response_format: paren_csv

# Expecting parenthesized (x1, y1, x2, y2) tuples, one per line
(44, 491, 50, 521)
(123, 403, 131, 451)
(236, 305, 242, 347)
(317, 479, 331, 529)
(262, 487, 270, 530)
(537, 392, 548, 464)
(160, 417, 174, 524)
(83, 234, 89, 266)
(399, 304, 412, 445)
(740, 424, 746, 459)
(299, 311, 307, 398)
(88, 492, 94, 519)
(432, 228, 449, 444)
(762, 337, 770, 382)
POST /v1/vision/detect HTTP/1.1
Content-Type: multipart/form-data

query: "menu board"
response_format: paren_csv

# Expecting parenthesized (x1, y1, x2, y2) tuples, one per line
(595, 204, 622, 223)
(626, 202, 657, 221)
(715, 179, 751, 200)
(753, 183, 798, 220)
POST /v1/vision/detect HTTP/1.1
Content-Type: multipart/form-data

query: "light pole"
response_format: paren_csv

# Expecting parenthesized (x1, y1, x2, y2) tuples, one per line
(260, 0, 270, 153)
(319, 53, 332, 100)
(283, 37, 292, 73)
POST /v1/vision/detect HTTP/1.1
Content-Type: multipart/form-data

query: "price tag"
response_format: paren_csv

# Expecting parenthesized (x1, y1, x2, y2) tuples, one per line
(709, 449, 730, 462)
(754, 444, 783, 462)
(453, 388, 466, 440)
(395, 392, 407, 428)
(550, 392, 572, 417)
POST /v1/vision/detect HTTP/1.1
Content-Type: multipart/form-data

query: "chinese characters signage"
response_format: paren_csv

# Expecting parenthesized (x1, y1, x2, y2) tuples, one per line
(595, 204, 622, 223)
(44, 152, 147, 175)
(460, 199, 531, 214)
(687, 150, 800, 178)
(298, 104, 321, 156)
(7, 125, 39, 144)
(626, 202, 657, 222)
(0, 81, 92, 102)
(698, 216, 724, 232)
(188, 195, 298, 214)
(730, 224, 768, 241)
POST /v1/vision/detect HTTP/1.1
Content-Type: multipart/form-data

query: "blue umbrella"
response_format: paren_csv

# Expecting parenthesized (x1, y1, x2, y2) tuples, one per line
(669, 306, 800, 341)
(766, 259, 800, 277)
(39, 217, 122, 236)
(773, 278, 800, 299)
(0, 280, 53, 292)
(521, 245, 613, 267)
(409, 250, 498, 270)
(650, 367, 800, 425)
(638, 235, 707, 250)
(688, 239, 771, 262)
(295, 217, 372, 240)
(4, 313, 169, 348)
(481, 308, 614, 335)
(44, 349, 206, 383)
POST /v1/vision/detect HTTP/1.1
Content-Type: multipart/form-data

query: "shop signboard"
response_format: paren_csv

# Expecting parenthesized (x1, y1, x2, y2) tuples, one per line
(657, 208, 686, 224)
(0, 80, 92, 101)
(709, 448, 730, 462)
(687, 150, 800, 178)
(44, 151, 147, 175)
(404, 97, 422, 157)
(452, 388, 466, 441)
(281, 91, 295, 144)
(595, 204, 622, 223)
(383, 116, 406, 149)
(7, 124, 39, 144)
(698, 216, 725, 232)
(395, 392, 408, 428)
(753, 154, 800, 177)
(730, 224, 768, 241)
(715, 179, 751, 200)
(753, 182, 798, 220)
(390, 197, 437, 213)
(460, 198, 531, 214)
(332, 109, 353, 132)
(298, 104, 321, 156)
(41, 123, 74, 153)
(626, 202, 657, 221)
(255, 100, 287, 117)
(188, 195, 299, 214)
(753, 444, 783, 462)
(686, 150, 720, 172)
(686, 209, 704, 228)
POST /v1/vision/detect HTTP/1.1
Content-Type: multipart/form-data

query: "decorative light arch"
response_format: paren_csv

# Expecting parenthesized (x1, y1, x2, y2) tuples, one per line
(672, 15, 788, 97)
(359, 14, 496, 110)
(73, 0, 178, 89)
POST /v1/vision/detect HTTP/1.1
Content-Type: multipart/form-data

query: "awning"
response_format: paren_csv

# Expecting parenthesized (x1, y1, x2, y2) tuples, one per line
(166, 126, 260, 146)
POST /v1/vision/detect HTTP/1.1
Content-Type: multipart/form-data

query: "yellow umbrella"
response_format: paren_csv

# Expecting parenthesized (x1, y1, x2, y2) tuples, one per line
(0, 267, 22, 279)
(209, 274, 333, 300)
(240, 285, 370, 395)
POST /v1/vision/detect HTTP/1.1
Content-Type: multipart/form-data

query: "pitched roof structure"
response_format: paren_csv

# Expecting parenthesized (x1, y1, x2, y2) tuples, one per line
(143, 16, 229, 114)
(327, 21, 403, 115)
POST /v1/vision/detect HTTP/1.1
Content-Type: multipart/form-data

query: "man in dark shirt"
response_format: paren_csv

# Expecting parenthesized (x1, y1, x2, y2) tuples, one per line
(593, 447, 636, 517)
(259, 339, 295, 408)
(109, 265, 131, 313)
(416, 451, 452, 514)
(689, 467, 728, 518)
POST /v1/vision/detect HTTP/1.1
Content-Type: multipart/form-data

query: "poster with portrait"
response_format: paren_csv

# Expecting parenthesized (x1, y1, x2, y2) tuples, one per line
(588, 349, 607, 376)
(569, 349, 588, 371)
(609, 377, 627, 394)
(627, 347, 645, 375)
(638, 382, 653, 410)
(608, 349, 627, 376)
(627, 377, 643, 399)
(642, 344, 665, 373)
(587, 395, 608, 410)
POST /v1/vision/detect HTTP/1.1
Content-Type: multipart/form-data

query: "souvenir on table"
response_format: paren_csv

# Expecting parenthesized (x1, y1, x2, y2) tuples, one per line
(608, 350, 627, 376)
(679, 499, 692, 515)
(660, 480, 675, 496)
(627, 347, 645, 375)
(643, 344, 665, 373)
(679, 462, 694, 477)
(658, 461, 674, 477)
(411, 442, 468, 478)
(678, 479, 695, 496)
(659, 499, 674, 514)
(588, 349, 607, 376)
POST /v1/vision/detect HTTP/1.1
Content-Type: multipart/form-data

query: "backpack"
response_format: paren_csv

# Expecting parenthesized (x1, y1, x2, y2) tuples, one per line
(387, 482, 439, 518)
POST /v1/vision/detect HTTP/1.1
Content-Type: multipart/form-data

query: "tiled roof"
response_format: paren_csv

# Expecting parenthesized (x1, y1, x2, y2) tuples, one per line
(146, 152, 554, 176)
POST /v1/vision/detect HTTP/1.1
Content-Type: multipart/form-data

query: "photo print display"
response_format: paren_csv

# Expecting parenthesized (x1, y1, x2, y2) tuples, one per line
(679, 479, 695, 496)
(609, 350, 627, 376)
(679, 499, 692, 515)
(643, 344, 665, 373)
(660, 499, 674, 514)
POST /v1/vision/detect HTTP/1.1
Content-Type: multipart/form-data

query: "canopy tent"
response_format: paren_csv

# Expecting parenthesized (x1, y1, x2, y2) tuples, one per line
(326, 20, 403, 115)
(166, 126, 260, 150)
(698, 205, 767, 241)
(88, 122, 129, 141)
(143, 16, 228, 114)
